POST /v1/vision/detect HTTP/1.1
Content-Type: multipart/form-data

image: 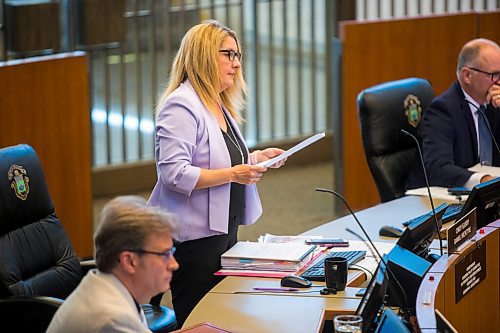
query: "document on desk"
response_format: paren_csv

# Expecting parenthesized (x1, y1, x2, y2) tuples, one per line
(220, 241, 316, 271)
(215, 248, 325, 278)
(256, 132, 325, 168)
(257, 233, 321, 244)
(468, 164, 500, 177)
(405, 186, 466, 202)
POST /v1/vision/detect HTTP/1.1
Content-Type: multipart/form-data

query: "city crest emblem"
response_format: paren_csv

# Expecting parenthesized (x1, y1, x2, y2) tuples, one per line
(8, 164, 30, 201)
(404, 94, 422, 128)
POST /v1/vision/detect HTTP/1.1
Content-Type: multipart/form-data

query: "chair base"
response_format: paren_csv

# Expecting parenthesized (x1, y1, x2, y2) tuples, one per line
(142, 303, 177, 332)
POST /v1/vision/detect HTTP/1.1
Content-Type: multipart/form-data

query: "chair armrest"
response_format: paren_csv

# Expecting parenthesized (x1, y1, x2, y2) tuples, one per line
(0, 295, 64, 307)
(0, 296, 63, 331)
(80, 259, 96, 276)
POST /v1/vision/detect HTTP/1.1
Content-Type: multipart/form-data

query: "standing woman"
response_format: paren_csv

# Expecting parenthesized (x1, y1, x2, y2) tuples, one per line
(148, 20, 285, 327)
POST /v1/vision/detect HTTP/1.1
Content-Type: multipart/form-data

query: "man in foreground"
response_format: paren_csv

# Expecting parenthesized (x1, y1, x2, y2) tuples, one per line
(47, 195, 179, 332)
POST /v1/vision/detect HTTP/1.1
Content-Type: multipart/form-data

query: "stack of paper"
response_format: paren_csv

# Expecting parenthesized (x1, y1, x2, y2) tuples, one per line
(220, 241, 317, 272)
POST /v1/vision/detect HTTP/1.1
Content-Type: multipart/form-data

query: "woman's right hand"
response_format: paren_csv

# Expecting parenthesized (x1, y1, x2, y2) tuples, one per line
(231, 164, 267, 184)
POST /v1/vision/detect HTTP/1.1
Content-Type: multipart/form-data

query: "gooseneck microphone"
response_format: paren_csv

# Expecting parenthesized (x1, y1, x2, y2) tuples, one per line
(465, 99, 500, 157)
(401, 129, 443, 256)
(315, 187, 410, 320)
(316, 188, 384, 260)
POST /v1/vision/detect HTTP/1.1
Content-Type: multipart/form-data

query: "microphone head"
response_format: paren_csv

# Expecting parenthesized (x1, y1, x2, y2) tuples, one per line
(400, 129, 410, 136)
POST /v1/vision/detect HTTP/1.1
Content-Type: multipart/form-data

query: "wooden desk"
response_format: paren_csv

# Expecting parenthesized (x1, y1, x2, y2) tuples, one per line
(210, 276, 362, 299)
(302, 195, 445, 242)
(184, 292, 360, 333)
(0, 52, 93, 257)
(183, 196, 429, 331)
(416, 224, 500, 333)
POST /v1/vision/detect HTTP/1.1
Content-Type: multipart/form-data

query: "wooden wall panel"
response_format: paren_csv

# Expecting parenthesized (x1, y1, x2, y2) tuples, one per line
(442, 230, 499, 332)
(478, 11, 500, 42)
(416, 226, 499, 332)
(0, 52, 93, 257)
(340, 14, 478, 211)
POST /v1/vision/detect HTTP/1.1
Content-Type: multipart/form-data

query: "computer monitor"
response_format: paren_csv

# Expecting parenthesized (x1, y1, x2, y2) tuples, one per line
(396, 203, 447, 262)
(385, 245, 432, 311)
(355, 258, 389, 333)
(373, 308, 410, 333)
(456, 177, 500, 228)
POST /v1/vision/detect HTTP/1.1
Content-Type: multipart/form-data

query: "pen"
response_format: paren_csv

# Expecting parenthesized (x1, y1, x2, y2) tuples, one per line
(252, 287, 299, 292)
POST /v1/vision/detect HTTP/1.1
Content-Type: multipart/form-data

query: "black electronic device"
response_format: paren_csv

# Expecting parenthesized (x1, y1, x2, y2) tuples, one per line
(355, 259, 389, 333)
(397, 203, 447, 262)
(402, 203, 464, 226)
(305, 238, 349, 247)
(378, 225, 403, 238)
(447, 186, 471, 196)
(441, 203, 465, 222)
(454, 177, 500, 228)
(373, 308, 411, 333)
(355, 288, 367, 297)
(300, 250, 366, 281)
(280, 275, 312, 288)
(401, 203, 450, 226)
(384, 245, 432, 311)
(411, 179, 500, 227)
(401, 129, 444, 256)
(316, 188, 412, 323)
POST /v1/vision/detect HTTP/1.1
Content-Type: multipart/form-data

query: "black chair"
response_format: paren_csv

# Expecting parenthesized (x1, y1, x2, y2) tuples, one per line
(0, 296, 63, 333)
(357, 78, 435, 202)
(0, 144, 176, 332)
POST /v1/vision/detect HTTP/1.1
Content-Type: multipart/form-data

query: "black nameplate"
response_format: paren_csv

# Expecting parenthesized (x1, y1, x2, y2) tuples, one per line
(447, 208, 477, 254)
(454, 242, 487, 303)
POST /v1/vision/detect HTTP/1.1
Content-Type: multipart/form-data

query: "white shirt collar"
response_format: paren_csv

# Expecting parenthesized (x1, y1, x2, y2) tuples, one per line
(462, 88, 482, 113)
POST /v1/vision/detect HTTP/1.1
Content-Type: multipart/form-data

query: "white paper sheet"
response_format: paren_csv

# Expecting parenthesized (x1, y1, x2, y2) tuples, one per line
(468, 164, 500, 177)
(405, 187, 467, 203)
(256, 132, 325, 167)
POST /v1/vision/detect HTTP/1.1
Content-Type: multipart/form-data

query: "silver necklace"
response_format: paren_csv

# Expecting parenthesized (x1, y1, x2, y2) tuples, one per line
(220, 105, 244, 164)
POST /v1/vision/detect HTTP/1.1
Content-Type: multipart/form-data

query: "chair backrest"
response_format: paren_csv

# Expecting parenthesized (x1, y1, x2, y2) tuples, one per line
(357, 78, 435, 202)
(0, 144, 81, 299)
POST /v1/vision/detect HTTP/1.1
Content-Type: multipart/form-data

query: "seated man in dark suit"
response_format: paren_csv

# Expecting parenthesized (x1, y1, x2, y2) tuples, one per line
(421, 38, 500, 187)
(47, 196, 179, 333)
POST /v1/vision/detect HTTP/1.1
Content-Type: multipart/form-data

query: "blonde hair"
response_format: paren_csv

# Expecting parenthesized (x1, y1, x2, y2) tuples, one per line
(157, 19, 247, 121)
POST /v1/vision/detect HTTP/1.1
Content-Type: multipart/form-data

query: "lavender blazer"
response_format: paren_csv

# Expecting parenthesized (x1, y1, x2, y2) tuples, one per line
(148, 80, 262, 242)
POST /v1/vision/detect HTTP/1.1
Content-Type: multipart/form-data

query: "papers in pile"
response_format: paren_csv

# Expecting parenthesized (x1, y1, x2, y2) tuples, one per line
(220, 241, 316, 272)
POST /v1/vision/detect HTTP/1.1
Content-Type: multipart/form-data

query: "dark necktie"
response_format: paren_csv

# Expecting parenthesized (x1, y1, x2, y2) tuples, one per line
(478, 105, 492, 166)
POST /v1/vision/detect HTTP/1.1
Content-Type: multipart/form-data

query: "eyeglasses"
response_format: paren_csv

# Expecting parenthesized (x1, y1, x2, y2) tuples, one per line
(219, 49, 242, 62)
(127, 247, 176, 259)
(467, 67, 500, 82)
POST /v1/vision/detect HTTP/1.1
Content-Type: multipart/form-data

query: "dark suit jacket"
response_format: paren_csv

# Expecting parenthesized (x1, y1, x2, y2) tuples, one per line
(421, 81, 500, 187)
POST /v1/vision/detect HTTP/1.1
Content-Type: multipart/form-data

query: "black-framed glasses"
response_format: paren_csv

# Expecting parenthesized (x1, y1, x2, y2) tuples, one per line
(467, 67, 500, 82)
(219, 49, 242, 62)
(126, 247, 176, 259)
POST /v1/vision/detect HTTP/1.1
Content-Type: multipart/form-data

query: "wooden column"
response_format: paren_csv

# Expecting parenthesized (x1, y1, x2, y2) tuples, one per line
(0, 52, 93, 257)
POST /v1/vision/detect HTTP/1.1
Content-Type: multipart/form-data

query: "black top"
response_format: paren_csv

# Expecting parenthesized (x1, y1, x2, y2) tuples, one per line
(221, 119, 247, 219)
